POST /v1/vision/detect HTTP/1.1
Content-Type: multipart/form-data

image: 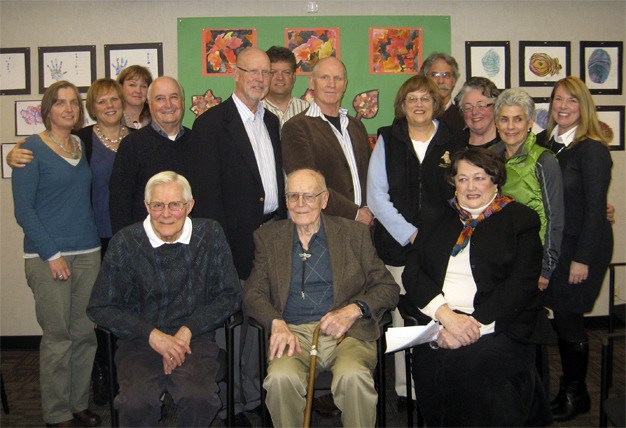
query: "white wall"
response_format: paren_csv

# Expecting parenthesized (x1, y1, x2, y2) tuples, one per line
(1, 0, 625, 335)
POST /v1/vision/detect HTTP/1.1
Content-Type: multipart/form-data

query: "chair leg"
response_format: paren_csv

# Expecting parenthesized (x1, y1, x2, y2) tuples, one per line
(257, 325, 269, 428)
(1, 373, 9, 414)
(102, 329, 118, 428)
(376, 338, 386, 427)
(404, 350, 413, 427)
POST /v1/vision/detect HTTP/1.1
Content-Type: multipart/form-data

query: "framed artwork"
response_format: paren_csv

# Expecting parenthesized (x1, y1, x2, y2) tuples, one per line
(580, 41, 623, 95)
(369, 27, 422, 74)
(15, 100, 44, 136)
(2, 143, 17, 179)
(465, 41, 510, 89)
(596, 105, 624, 151)
(104, 43, 163, 79)
(286, 28, 339, 74)
(202, 28, 256, 75)
(0, 47, 30, 95)
(38, 45, 96, 93)
(532, 97, 551, 135)
(519, 41, 570, 86)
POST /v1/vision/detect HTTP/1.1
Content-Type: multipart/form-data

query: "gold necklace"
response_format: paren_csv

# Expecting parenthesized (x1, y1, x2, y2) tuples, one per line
(47, 131, 80, 159)
(95, 125, 128, 152)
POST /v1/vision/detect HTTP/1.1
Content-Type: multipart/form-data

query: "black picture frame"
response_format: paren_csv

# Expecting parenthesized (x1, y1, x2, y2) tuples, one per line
(38, 45, 96, 94)
(0, 47, 31, 95)
(104, 43, 163, 79)
(596, 105, 624, 151)
(464, 41, 510, 89)
(580, 41, 623, 95)
(532, 97, 551, 136)
(519, 41, 570, 87)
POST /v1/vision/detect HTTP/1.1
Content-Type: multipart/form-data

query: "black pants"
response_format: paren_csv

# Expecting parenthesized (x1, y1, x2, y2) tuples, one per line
(115, 335, 221, 427)
(412, 334, 551, 427)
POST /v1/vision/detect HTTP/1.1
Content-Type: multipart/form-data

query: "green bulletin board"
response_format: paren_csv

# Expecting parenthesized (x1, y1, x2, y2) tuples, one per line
(177, 16, 451, 133)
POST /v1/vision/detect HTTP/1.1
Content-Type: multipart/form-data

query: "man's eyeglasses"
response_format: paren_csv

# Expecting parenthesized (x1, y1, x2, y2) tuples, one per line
(462, 102, 494, 113)
(428, 72, 453, 79)
(237, 66, 272, 78)
(285, 191, 326, 204)
(147, 201, 188, 212)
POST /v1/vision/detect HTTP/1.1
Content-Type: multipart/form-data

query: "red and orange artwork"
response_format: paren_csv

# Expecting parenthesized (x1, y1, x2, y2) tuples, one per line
(190, 89, 222, 117)
(353, 89, 379, 121)
(202, 28, 256, 75)
(286, 28, 339, 74)
(369, 27, 422, 74)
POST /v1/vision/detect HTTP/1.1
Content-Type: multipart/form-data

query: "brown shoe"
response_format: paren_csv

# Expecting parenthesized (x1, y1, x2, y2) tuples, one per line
(72, 409, 101, 427)
(46, 419, 76, 427)
(312, 393, 342, 417)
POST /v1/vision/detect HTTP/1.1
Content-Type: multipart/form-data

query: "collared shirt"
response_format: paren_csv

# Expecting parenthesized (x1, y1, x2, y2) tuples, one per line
(550, 125, 578, 147)
(305, 101, 362, 206)
(143, 215, 193, 248)
(262, 96, 309, 128)
(232, 94, 279, 214)
(283, 220, 334, 325)
(150, 121, 185, 141)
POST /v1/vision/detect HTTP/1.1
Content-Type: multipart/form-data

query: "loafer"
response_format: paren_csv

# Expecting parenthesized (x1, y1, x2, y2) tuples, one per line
(46, 419, 76, 427)
(72, 409, 101, 427)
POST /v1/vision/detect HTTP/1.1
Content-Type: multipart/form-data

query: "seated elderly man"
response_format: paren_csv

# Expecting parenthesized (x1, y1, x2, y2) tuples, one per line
(87, 171, 241, 427)
(244, 168, 399, 427)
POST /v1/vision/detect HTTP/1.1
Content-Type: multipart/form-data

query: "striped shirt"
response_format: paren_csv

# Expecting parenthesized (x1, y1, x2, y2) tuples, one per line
(262, 96, 310, 128)
(232, 94, 279, 214)
(305, 101, 362, 206)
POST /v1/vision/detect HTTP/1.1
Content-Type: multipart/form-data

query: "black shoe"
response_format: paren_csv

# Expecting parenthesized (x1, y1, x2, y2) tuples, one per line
(550, 377, 591, 421)
(233, 412, 252, 427)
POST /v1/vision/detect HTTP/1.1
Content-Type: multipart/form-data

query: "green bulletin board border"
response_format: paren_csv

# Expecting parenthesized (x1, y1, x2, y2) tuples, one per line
(178, 16, 451, 133)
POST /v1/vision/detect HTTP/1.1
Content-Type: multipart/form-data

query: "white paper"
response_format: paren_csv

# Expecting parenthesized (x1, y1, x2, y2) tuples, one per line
(385, 320, 441, 353)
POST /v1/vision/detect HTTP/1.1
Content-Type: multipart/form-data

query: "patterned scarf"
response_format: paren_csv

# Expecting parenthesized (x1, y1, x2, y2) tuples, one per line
(449, 193, 514, 256)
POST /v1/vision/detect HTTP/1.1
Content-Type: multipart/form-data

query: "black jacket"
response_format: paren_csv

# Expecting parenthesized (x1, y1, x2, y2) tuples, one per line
(403, 202, 554, 344)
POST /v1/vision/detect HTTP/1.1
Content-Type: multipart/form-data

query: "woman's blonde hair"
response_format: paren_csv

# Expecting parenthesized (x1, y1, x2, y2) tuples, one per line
(546, 76, 609, 147)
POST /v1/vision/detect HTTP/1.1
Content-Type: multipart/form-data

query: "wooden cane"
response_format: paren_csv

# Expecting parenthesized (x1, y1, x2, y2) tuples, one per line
(304, 323, 322, 428)
(303, 324, 345, 428)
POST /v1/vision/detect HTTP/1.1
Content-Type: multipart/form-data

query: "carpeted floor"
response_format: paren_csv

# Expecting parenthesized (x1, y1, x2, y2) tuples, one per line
(1, 326, 623, 427)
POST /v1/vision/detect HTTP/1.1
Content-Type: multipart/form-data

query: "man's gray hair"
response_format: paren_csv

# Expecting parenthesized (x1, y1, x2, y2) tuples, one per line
(420, 52, 460, 82)
(145, 171, 193, 203)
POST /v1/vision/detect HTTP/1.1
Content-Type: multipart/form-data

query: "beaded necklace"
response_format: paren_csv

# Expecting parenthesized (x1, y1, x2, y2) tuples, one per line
(46, 131, 80, 159)
(95, 125, 128, 152)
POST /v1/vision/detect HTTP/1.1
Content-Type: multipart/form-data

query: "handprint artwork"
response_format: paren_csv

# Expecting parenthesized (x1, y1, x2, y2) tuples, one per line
(47, 59, 67, 81)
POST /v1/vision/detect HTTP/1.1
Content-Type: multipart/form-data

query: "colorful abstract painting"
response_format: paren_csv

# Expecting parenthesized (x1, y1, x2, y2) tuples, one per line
(190, 89, 222, 117)
(202, 29, 256, 75)
(353, 89, 379, 120)
(369, 27, 422, 74)
(286, 28, 339, 74)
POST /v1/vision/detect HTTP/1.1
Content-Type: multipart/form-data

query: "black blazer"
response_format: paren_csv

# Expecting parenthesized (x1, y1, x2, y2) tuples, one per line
(188, 96, 286, 280)
(403, 202, 554, 344)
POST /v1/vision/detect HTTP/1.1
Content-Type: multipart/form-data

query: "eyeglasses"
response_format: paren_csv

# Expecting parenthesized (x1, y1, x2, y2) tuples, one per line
(404, 96, 433, 105)
(285, 191, 326, 204)
(237, 66, 272, 78)
(428, 72, 453, 80)
(147, 201, 187, 211)
(462, 102, 494, 113)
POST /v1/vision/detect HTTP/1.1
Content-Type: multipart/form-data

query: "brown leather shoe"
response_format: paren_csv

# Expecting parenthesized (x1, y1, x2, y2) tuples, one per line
(72, 409, 101, 427)
(312, 393, 342, 417)
(46, 419, 76, 427)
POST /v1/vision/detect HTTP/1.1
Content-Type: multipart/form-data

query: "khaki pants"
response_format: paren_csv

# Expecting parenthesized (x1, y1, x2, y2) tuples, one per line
(25, 252, 100, 424)
(385, 264, 416, 399)
(263, 322, 377, 427)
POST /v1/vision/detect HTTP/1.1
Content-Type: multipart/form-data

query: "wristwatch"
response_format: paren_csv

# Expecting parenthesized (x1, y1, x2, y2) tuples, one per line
(354, 300, 371, 318)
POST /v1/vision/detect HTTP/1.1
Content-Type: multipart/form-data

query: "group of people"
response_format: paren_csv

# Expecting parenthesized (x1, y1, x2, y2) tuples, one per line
(8, 46, 613, 428)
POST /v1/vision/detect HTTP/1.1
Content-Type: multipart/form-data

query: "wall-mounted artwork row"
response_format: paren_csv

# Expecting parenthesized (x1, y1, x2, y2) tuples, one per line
(178, 16, 451, 133)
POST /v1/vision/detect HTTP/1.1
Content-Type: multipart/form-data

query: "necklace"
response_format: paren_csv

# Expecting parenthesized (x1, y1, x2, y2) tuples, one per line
(95, 125, 128, 152)
(47, 131, 80, 159)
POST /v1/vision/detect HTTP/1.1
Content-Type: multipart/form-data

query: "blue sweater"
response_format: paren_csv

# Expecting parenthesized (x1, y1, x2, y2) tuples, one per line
(12, 134, 100, 260)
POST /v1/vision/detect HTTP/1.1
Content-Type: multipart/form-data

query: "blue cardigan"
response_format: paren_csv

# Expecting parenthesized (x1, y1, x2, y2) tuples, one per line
(12, 134, 100, 260)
